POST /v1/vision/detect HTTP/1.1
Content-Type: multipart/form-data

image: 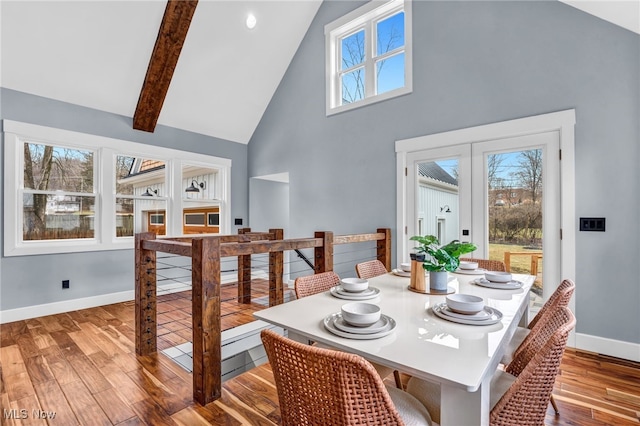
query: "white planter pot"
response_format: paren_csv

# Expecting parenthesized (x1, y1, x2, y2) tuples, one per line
(429, 271, 448, 292)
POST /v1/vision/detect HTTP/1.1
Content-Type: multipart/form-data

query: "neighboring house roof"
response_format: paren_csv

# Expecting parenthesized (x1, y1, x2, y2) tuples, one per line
(124, 158, 165, 179)
(418, 162, 458, 187)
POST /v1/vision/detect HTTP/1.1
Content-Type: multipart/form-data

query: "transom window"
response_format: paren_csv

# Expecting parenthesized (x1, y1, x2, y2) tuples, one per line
(326, 0, 412, 115)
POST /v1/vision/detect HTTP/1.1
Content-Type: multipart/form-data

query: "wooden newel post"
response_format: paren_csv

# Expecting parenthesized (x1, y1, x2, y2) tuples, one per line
(377, 228, 392, 272)
(237, 228, 252, 304)
(269, 229, 284, 306)
(135, 232, 157, 356)
(192, 237, 222, 405)
(314, 231, 334, 273)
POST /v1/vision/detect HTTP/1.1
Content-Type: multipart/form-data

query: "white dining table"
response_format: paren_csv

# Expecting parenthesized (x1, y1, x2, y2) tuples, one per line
(254, 271, 535, 426)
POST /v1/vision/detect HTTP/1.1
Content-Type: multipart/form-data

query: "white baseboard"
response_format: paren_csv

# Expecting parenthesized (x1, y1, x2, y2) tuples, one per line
(575, 332, 640, 362)
(0, 290, 134, 324)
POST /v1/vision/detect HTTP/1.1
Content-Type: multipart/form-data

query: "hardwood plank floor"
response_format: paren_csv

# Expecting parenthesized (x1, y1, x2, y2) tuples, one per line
(1, 292, 638, 425)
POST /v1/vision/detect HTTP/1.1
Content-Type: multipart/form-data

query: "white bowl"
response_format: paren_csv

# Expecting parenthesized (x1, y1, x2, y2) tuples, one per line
(459, 261, 478, 270)
(400, 262, 412, 272)
(485, 271, 512, 283)
(446, 294, 484, 314)
(341, 302, 381, 327)
(340, 277, 369, 293)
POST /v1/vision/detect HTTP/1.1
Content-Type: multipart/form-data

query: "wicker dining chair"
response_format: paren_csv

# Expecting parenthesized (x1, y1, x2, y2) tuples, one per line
(500, 279, 575, 414)
(491, 307, 576, 425)
(406, 307, 575, 425)
(294, 270, 403, 389)
(294, 271, 340, 299)
(501, 279, 575, 365)
(355, 259, 389, 279)
(459, 257, 507, 272)
(261, 329, 434, 426)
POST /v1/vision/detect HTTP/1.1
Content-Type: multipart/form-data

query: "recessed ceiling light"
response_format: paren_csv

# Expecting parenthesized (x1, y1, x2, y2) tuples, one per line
(246, 13, 257, 30)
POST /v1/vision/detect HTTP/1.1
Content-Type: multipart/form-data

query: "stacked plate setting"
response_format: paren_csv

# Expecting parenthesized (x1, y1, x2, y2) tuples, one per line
(472, 271, 524, 289)
(392, 262, 412, 277)
(454, 260, 487, 275)
(330, 278, 380, 300)
(324, 302, 396, 339)
(432, 294, 503, 325)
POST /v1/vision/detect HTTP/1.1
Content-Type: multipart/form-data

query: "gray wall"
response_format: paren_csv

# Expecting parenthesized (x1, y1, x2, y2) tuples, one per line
(0, 88, 249, 311)
(249, 178, 290, 232)
(248, 1, 640, 344)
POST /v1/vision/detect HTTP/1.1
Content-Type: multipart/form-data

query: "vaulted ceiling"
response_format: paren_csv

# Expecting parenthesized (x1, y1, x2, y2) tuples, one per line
(0, 1, 637, 145)
(0, 0, 321, 144)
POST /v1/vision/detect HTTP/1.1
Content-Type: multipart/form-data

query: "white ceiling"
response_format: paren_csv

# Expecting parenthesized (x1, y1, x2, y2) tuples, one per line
(0, 0, 322, 144)
(0, 1, 637, 145)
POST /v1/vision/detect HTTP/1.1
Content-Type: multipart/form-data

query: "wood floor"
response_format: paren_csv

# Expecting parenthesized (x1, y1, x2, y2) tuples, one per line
(1, 293, 639, 425)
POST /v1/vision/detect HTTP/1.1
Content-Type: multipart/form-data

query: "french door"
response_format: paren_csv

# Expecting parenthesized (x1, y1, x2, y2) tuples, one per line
(404, 131, 560, 300)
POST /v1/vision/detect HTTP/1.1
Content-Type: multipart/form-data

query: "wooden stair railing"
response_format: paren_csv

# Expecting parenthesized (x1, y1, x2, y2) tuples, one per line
(135, 227, 391, 405)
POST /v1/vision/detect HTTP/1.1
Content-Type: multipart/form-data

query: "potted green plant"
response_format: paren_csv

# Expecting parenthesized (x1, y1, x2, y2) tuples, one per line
(410, 235, 477, 291)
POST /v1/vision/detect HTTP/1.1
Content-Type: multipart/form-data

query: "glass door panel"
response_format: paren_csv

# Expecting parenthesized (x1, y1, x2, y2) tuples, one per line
(404, 145, 471, 262)
(416, 159, 460, 244)
(472, 132, 560, 304)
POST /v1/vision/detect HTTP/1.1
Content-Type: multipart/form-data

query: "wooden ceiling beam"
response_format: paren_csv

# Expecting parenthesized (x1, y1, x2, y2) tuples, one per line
(133, 0, 198, 133)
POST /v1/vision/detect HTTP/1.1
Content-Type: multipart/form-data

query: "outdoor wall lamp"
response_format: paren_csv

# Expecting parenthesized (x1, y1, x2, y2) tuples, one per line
(440, 205, 452, 213)
(141, 187, 158, 197)
(185, 180, 206, 193)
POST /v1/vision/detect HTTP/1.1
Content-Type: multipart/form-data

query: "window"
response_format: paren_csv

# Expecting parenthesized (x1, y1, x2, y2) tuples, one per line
(22, 142, 96, 241)
(115, 155, 167, 238)
(4, 120, 232, 256)
(149, 214, 164, 225)
(184, 213, 205, 226)
(325, 0, 412, 115)
(208, 213, 219, 226)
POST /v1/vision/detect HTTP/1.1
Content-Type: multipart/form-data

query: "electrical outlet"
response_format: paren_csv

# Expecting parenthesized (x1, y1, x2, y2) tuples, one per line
(62, 280, 70, 289)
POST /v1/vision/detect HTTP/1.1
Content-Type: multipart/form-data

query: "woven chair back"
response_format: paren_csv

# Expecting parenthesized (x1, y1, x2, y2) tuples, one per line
(261, 329, 405, 426)
(460, 258, 507, 272)
(492, 307, 575, 426)
(294, 271, 340, 299)
(355, 260, 388, 279)
(527, 279, 575, 330)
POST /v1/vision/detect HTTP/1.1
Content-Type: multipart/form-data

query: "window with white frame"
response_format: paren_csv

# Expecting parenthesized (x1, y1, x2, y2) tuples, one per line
(22, 141, 96, 241)
(114, 155, 168, 238)
(3, 120, 232, 256)
(325, 0, 412, 115)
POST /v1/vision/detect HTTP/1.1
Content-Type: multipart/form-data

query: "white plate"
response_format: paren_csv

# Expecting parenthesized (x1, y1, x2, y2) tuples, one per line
(324, 313, 397, 339)
(332, 313, 391, 334)
(440, 305, 492, 321)
(471, 278, 524, 290)
(432, 303, 503, 325)
(453, 268, 488, 275)
(330, 286, 381, 300)
(391, 268, 411, 277)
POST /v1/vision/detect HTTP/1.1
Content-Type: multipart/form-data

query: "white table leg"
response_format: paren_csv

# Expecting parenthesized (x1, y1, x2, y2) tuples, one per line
(440, 375, 491, 426)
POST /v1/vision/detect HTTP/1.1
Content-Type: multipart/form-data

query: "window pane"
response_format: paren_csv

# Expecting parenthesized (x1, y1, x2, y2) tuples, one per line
(116, 156, 165, 196)
(376, 52, 405, 94)
(341, 29, 365, 70)
(24, 142, 93, 192)
(208, 213, 220, 226)
(116, 197, 134, 237)
(377, 12, 404, 56)
(184, 213, 205, 226)
(23, 194, 95, 240)
(341, 68, 365, 104)
(150, 214, 164, 225)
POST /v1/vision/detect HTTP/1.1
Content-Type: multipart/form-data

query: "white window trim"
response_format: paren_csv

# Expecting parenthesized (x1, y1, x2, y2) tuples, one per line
(325, 0, 412, 116)
(3, 120, 232, 257)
